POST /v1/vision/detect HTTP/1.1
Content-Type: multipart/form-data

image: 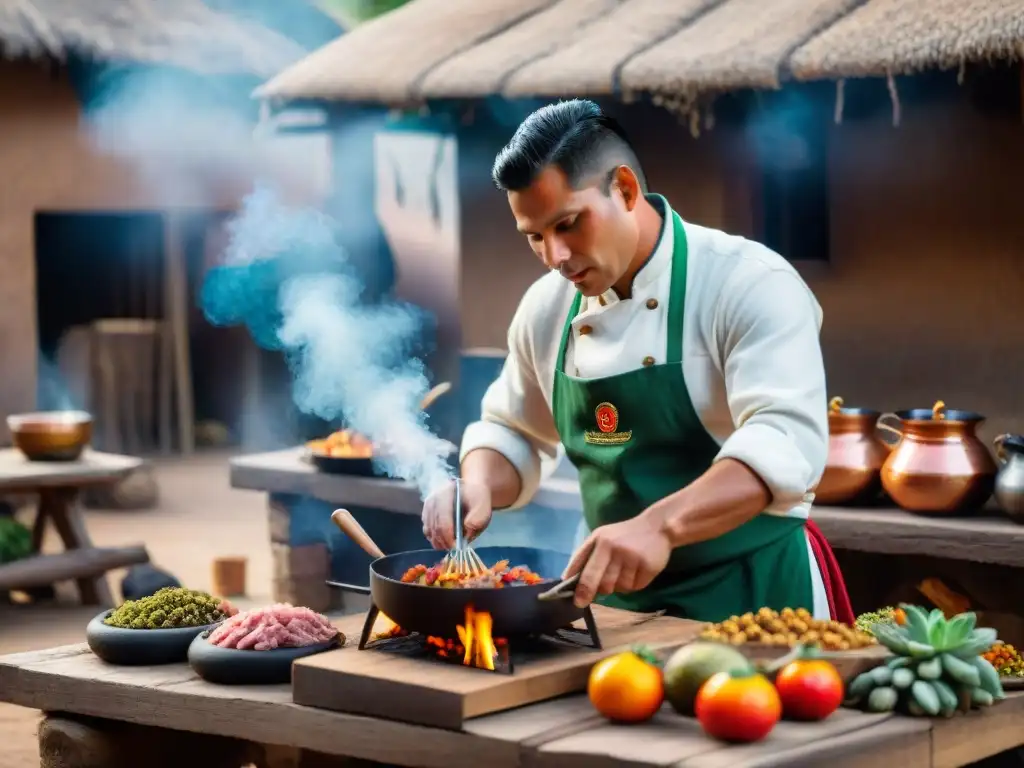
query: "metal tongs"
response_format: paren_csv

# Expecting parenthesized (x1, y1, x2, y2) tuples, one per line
(441, 479, 488, 577)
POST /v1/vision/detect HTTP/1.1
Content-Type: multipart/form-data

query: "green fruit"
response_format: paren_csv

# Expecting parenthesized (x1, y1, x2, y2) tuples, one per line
(916, 657, 942, 680)
(910, 680, 941, 716)
(930, 679, 958, 716)
(866, 687, 898, 712)
(869, 666, 893, 686)
(906, 641, 937, 658)
(971, 687, 994, 708)
(847, 671, 877, 699)
(941, 653, 981, 686)
(663, 642, 752, 716)
(887, 656, 913, 669)
(892, 668, 915, 690)
(970, 656, 1005, 700)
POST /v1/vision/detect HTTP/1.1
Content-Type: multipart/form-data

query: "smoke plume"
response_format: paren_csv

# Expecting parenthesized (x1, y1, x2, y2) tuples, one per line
(79, 61, 454, 498)
(202, 187, 454, 497)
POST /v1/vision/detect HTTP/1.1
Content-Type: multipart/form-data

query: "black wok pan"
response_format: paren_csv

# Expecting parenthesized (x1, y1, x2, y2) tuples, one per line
(325, 509, 592, 646)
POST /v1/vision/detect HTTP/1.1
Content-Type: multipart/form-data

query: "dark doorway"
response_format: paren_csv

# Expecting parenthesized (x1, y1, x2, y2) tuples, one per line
(33, 210, 272, 452)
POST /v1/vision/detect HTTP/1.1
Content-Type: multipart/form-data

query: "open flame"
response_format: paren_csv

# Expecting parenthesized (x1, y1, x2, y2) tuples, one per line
(372, 605, 504, 670)
(457, 605, 498, 670)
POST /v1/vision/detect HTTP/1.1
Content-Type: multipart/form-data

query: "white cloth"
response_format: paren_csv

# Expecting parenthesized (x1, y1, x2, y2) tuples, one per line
(464, 200, 831, 619)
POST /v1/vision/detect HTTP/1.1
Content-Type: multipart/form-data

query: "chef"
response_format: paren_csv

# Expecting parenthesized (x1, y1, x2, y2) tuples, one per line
(422, 99, 853, 624)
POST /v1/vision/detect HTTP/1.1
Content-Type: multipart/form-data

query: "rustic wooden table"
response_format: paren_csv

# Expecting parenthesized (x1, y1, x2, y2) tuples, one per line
(0, 449, 149, 605)
(1, 640, 1021, 767)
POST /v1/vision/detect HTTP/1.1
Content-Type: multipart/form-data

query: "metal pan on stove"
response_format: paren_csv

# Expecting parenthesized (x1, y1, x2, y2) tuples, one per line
(325, 509, 594, 646)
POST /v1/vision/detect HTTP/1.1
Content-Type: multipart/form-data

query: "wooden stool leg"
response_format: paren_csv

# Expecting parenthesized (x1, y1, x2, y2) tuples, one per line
(43, 489, 113, 607)
(39, 712, 257, 768)
(39, 714, 118, 768)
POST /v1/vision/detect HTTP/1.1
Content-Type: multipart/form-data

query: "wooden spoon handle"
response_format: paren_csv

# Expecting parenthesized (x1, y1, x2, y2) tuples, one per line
(331, 509, 386, 559)
(419, 382, 452, 412)
(537, 572, 580, 602)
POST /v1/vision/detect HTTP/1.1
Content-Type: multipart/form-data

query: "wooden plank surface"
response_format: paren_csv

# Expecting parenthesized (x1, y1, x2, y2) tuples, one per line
(234, 448, 1024, 569)
(293, 606, 704, 729)
(534, 476, 1024, 568)
(0, 545, 149, 590)
(930, 691, 1024, 768)
(0, 643, 556, 768)
(0, 449, 143, 491)
(230, 447, 423, 514)
(2, 640, 1024, 767)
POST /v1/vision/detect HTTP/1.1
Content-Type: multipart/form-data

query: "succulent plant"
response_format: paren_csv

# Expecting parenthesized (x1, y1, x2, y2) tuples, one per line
(845, 604, 1004, 717)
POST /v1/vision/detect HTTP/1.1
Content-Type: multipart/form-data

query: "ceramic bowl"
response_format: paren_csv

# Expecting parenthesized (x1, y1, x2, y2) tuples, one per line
(8, 411, 93, 461)
(187, 630, 342, 685)
(86, 610, 221, 666)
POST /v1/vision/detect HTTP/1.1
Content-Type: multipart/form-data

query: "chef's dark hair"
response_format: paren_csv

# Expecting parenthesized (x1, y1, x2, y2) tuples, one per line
(491, 99, 647, 194)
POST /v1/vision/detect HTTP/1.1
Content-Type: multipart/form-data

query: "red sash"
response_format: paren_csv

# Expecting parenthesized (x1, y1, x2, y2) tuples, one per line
(805, 519, 855, 624)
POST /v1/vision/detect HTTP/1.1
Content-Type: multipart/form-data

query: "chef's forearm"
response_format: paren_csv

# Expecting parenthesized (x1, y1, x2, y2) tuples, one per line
(642, 458, 771, 548)
(460, 448, 522, 510)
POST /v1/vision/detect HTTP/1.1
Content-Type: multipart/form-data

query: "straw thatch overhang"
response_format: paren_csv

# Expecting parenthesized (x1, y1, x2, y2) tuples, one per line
(494, 0, 721, 98)
(255, 0, 1024, 108)
(0, 0, 307, 77)
(619, 0, 863, 101)
(255, 0, 557, 103)
(789, 0, 1024, 80)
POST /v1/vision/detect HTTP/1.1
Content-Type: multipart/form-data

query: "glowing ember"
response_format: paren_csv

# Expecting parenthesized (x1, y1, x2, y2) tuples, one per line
(372, 612, 408, 640)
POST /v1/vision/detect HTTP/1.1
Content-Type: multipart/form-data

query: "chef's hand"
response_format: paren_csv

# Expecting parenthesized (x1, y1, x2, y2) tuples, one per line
(421, 480, 493, 550)
(562, 515, 672, 608)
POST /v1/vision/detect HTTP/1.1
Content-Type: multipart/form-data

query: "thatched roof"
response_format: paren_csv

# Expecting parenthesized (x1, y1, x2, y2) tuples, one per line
(255, 0, 1024, 105)
(619, 0, 863, 97)
(789, 0, 1024, 80)
(493, 0, 720, 98)
(256, 0, 557, 102)
(0, 0, 307, 77)
(418, 0, 621, 99)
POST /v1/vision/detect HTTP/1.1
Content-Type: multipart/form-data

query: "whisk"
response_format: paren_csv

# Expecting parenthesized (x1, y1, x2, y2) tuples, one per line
(442, 480, 488, 577)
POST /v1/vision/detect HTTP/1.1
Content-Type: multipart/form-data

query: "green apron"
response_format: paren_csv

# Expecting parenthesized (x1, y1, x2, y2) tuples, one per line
(551, 199, 813, 623)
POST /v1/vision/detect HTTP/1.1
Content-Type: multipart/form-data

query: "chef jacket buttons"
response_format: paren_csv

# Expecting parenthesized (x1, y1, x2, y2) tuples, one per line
(642, 356, 655, 367)
(579, 325, 593, 336)
(645, 298, 659, 310)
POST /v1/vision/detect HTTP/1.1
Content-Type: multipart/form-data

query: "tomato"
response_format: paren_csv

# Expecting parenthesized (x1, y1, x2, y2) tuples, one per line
(588, 649, 664, 723)
(695, 671, 781, 743)
(773, 659, 844, 721)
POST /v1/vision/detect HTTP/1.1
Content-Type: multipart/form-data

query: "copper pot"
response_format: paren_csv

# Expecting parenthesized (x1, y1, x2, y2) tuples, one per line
(815, 397, 889, 505)
(878, 401, 997, 515)
(6, 411, 93, 461)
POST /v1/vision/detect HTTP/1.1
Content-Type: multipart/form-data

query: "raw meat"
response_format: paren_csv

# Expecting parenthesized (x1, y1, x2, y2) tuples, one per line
(207, 603, 337, 651)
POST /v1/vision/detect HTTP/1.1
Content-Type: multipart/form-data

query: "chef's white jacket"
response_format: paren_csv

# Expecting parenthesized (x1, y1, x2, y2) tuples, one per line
(461, 204, 831, 619)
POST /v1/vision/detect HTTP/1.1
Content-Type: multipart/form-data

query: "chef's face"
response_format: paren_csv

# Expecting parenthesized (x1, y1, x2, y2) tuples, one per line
(508, 165, 641, 296)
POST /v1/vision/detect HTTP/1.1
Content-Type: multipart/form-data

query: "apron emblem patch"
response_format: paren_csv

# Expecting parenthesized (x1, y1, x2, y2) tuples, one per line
(585, 402, 632, 445)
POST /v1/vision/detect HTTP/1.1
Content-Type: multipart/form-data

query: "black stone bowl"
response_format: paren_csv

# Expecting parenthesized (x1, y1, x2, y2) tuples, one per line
(86, 610, 222, 666)
(187, 630, 342, 685)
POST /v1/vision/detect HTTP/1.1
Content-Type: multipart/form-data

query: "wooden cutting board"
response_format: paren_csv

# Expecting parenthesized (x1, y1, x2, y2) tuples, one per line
(292, 605, 704, 730)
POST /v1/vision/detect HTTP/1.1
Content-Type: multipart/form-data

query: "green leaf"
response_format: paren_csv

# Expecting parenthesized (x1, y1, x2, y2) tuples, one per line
(872, 623, 911, 654)
(901, 605, 932, 644)
(927, 614, 949, 648)
(942, 615, 971, 650)
(906, 640, 937, 659)
(958, 612, 978, 634)
(968, 628, 998, 652)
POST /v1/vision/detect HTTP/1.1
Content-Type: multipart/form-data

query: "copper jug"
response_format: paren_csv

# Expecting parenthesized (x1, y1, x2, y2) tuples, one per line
(879, 401, 997, 514)
(815, 397, 889, 505)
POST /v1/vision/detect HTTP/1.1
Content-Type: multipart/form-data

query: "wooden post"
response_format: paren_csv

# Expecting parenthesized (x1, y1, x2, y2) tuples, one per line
(162, 211, 195, 455)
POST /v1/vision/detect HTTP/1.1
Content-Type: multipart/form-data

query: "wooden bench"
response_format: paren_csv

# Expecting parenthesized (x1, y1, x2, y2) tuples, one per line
(0, 449, 146, 605)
